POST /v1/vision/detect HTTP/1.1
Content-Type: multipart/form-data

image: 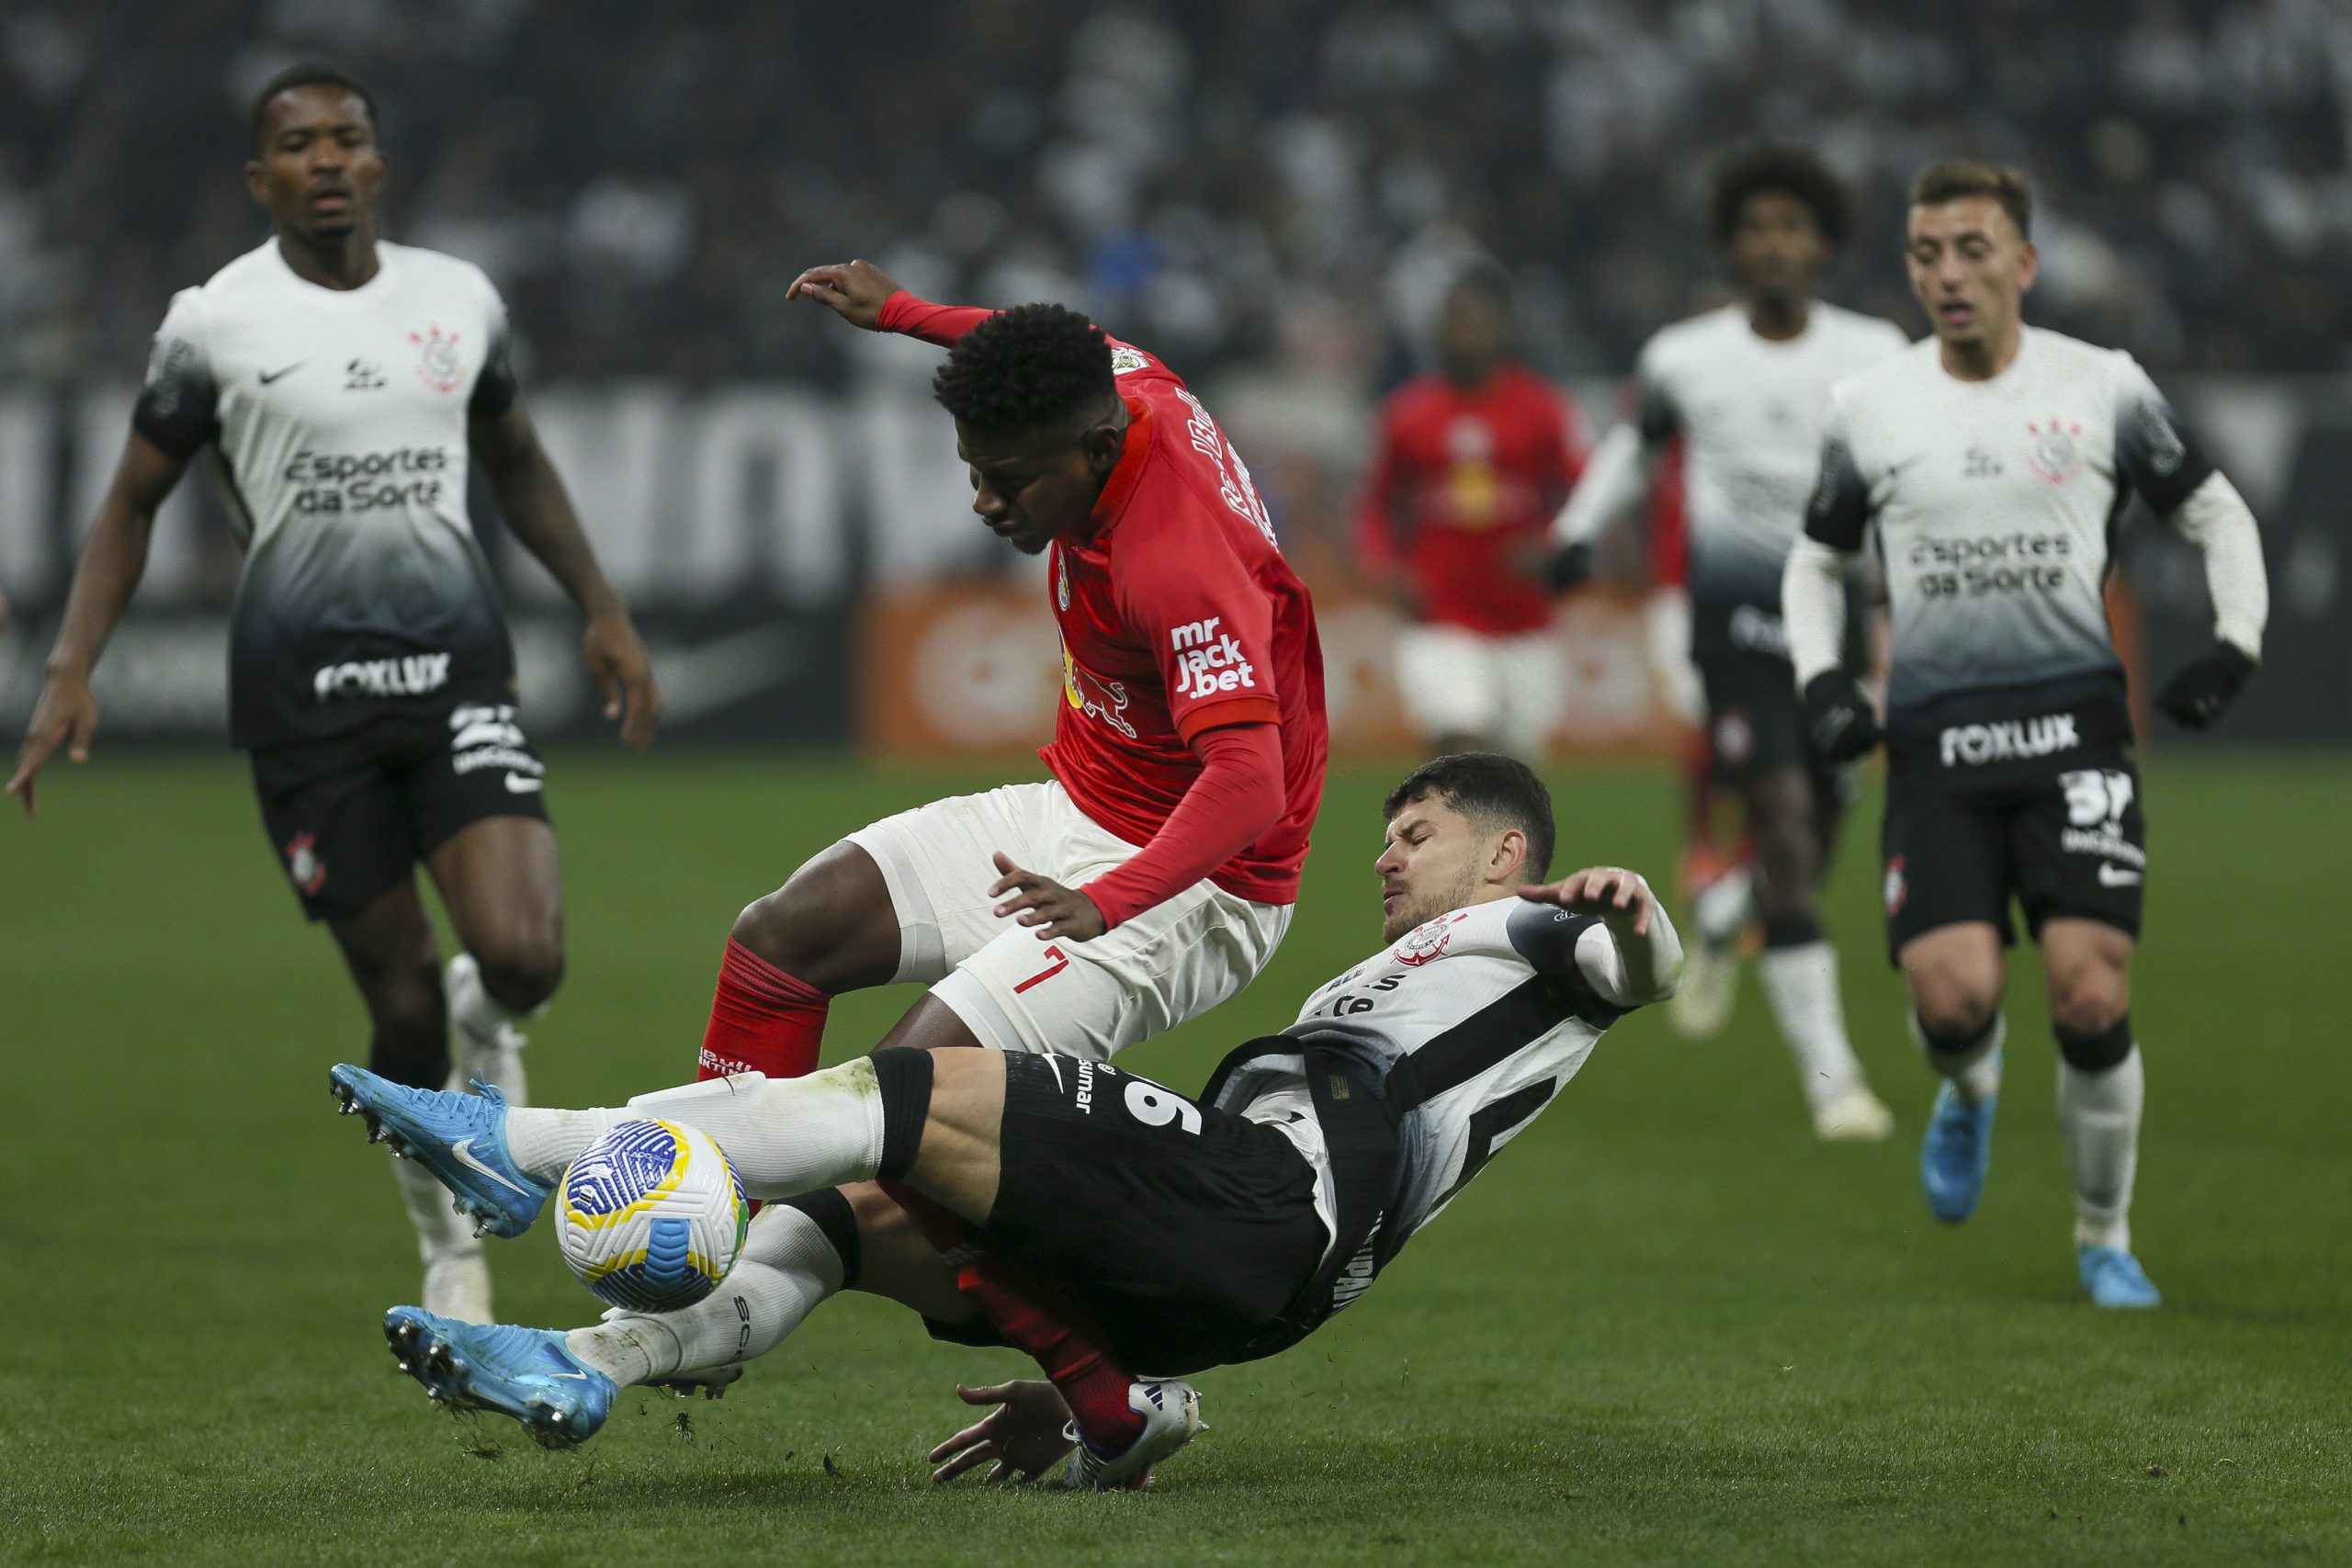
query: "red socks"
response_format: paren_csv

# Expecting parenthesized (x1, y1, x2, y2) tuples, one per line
(956, 1254, 1145, 1452)
(697, 937, 829, 1081)
(876, 1182, 1145, 1453)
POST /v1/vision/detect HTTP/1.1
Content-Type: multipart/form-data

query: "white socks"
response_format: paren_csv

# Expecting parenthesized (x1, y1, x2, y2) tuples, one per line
(1757, 942, 1866, 1110)
(1914, 1010, 2005, 1107)
(1691, 866, 1755, 947)
(446, 954, 530, 1100)
(566, 1202, 846, 1385)
(2059, 1046, 2143, 1251)
(503, 1061, 891, 1196)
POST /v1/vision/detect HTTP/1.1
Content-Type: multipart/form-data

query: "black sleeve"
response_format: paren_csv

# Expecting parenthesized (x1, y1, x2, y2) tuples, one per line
(469, 319, 521, 420)
(1505, 902, 1630, 1028)
(2114, 380, 2216, 515)
(1803, 434, 1871, 550)
(130, 333, 218, 459)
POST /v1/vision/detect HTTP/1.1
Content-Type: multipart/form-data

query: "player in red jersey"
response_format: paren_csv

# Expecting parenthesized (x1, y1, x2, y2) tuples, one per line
(1354, 268, 1587, 758)
(671, 258, 1326, 1474)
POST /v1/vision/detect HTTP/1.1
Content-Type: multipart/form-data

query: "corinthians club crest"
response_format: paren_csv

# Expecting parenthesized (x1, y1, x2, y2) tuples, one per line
(409, 323, 464, 394)
(1393, 910, 1469, 967)
(2025, 415, 2083, 485)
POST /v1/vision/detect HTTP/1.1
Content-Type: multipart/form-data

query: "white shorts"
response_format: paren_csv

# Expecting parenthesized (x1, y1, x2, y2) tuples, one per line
(845, 780, 1293, 1063)
(1395, 623, 1566, 761)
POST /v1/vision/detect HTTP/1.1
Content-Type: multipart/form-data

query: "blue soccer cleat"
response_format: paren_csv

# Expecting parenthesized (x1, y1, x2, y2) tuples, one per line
(1919, 1068, 1998, 1224)
(383, 1306, 617, 1450)
(330, 1064, 549, 1238)
(2077, 1245, 2162, 1309)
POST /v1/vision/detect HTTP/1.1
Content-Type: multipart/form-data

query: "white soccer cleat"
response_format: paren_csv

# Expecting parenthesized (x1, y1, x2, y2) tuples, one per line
(1668, 933, 1740, 1040)
(1058, 1380, 1206, 1490)
(1812, 1087, 1895, 1142)
(422, 1250, 493, 1321)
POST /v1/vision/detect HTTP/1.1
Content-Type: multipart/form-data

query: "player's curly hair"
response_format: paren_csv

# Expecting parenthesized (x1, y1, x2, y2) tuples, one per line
(250, 63, 379, 155)
(1710, 145, 1849, 251)
(932, 303, 1117, 436)
(1385, 753, 1556, 883)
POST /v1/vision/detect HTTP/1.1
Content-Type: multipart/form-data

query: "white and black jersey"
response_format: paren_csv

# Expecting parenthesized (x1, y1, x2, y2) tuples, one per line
(132, 240, 522, 747)
(1202, 897, 1640, 1333)
(1805, 328, 2215, 716)
(1634, 304, 1907, 652)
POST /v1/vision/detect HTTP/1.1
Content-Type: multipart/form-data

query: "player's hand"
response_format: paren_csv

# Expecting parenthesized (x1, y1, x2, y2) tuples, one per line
(926, 1380, 1077, 1484)
(582, 611, 661, 750)
(1520, 865, 1658, 936)
(1802, 670, 1883, 762)
(1544, 541, 1596, 593)
(7, 671, 98, 818)
(989, 852, 1107, 942)
(786, 260, 901, 331)
(2154, 641, 2256, 729)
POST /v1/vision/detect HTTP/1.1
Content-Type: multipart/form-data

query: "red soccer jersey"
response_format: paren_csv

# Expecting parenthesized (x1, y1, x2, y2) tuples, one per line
(1353, 364, 1588, 635)
(878, 292, 1329, 908)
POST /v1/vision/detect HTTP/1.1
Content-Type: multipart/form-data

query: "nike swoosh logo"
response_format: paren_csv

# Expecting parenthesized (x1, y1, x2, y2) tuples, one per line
(2098, 864, 2143, 886)
(550, 1371, 590, 1381)
(258, 362, 306, 384)
(448, 1137, 527, 1194)
(503, 773, 544, 794)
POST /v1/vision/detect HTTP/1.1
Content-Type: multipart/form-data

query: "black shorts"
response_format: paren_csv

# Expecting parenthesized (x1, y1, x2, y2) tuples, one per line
(1881, 679, 2144, 963)
(931, 1053, 1328, 1378)
(249, 694, 550, 923)
(1694, 648, 1852, 821)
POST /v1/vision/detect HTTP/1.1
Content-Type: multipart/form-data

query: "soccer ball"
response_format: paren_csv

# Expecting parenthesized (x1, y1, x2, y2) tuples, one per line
(556, 1119, 750, 1314)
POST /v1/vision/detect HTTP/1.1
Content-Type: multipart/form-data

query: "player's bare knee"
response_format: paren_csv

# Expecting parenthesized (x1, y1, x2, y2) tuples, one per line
(1909, 972, 2000, 1046)
(2047, 972, 2128, 1042)
(729, 841, 897, 993)
(472, 931, 564, 1011)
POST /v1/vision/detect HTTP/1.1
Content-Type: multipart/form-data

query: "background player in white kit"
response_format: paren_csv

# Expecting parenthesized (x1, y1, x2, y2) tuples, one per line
(1785, 163, 2269, 1307)
(1550, 148, 1905, 1141)
(8, 67, 661, 1320)
(325, 753, 1681, 1489)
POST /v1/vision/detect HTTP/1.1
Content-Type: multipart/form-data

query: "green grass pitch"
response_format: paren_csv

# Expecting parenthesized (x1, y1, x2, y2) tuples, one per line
(2, 750, 2345, 1565)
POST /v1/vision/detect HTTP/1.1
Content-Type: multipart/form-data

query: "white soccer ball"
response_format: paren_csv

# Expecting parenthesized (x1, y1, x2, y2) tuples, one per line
(556, 1118, 750, 1314)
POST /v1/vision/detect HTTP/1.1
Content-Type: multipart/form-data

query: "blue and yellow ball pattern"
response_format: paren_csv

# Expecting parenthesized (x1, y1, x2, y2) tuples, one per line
(556, 1118, 751, 1313)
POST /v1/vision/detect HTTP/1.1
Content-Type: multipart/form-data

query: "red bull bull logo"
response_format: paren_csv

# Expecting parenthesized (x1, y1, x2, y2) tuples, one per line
(1063, 643, 1137, 739)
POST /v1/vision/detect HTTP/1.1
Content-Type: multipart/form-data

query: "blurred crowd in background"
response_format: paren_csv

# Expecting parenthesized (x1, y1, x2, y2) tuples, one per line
(5, 0, 2350, 392)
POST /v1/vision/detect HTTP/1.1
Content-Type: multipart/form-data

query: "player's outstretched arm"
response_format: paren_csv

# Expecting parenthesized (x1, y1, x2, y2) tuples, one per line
(2154, 472, 2268, 728)
(926, 1380, 1079, 1484)
(8, 431, 187, 817)
(785, 259, 900, 331)
(470, 400, 661, 749)
(790, 260, 1000, 346)
(1518, 866, 1685, 1004)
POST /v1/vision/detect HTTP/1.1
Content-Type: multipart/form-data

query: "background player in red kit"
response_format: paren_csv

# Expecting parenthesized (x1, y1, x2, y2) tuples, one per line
(657, 258, 1327, 1479)
(1354, 268, 1587, 759)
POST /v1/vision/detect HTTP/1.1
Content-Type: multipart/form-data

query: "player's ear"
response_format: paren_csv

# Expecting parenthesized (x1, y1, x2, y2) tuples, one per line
(1081, 418, 1126, 476)
(243, 161, 266, 203)
(2016, 240, 2039, 293)
(1489, 826, 1528, 885)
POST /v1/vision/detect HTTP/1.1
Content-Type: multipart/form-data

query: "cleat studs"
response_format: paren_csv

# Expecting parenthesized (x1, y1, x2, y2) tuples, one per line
(472, 1218, 493, 1240)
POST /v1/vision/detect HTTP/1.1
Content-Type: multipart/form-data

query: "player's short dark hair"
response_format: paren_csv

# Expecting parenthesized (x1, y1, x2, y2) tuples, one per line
(1710, 145, 1850, 250)
(1909, 160, 2033, 241)
(1384, 753, 1556, 883)
(249, 63, 379, 155)
(931, 303, 1116, 437)
(1444, 263, 1513, 317)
